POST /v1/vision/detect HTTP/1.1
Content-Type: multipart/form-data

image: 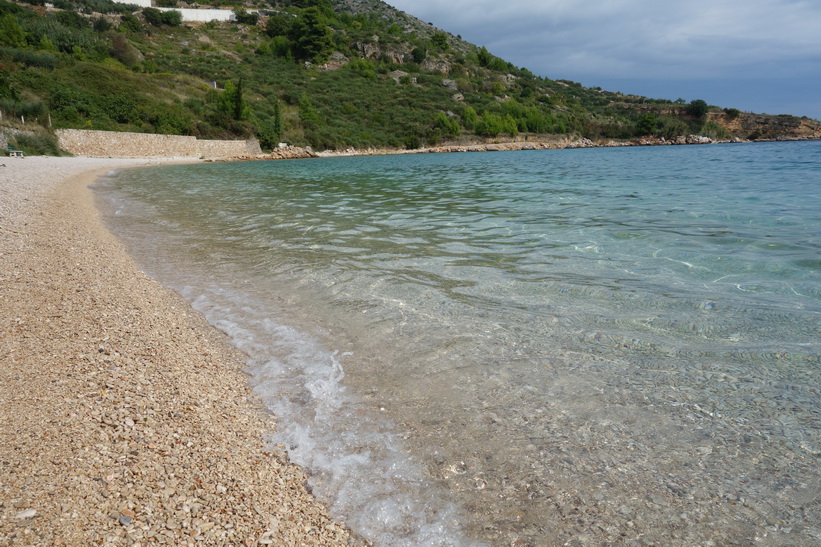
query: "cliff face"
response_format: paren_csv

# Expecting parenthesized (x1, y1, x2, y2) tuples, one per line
(709, 111, 821, 140)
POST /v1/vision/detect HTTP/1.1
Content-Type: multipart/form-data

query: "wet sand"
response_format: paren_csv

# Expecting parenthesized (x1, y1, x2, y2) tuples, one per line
(0, 157, 356, 545)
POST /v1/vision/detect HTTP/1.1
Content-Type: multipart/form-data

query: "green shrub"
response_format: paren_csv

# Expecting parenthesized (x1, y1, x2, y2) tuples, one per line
(119, 12, 143, 33)
(23, 16, 108, 58)
(635, 113, 658, 135)
(142, 8, 181, 27)
(53, 0, 138, 14)
(430, 31, 448, 51)
(11, 131, 62, 155)
(347, 58, 376, 79)
(461, 105, 477, 130)
(700, 121, 731, 139)
(723, 107, 740, 120)
(0, 46, 58, 69)
(0, 13, 27, 47)
(109, 33, 141, 66)
(0, 97, 47, 120)
(659, 117, 688, 139)
(475, 111, 504, 137)
(55, 10, 87, 29)
(298, 92, 320, 128)
(434, 112, 459, 137)
(233, 8, 259, 26)
(92, 16, 111, 32)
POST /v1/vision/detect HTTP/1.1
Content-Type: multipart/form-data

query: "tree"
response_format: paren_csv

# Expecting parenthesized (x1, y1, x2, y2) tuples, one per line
(269, 35, 292, 59)
(142, 7, 163, 25)
(477, 45, 492, 67)
(686, 99, 709, 119)
(257, 102, 283, 151)
(462, 106, 478, 130)
(635, 113, 659, 135)
(272, 100, 283, 139)
(298, 92, 320, 128)
(93, 17, 112, 32)
(0, 14, 27, 47)
(431, 31, 448, 51)
(219, 80, 249, 121)
(288, 7, 334, 63)
(411, 45, 426, 63)
(293, 0, 332, 12)
(265, 14, 291, 37)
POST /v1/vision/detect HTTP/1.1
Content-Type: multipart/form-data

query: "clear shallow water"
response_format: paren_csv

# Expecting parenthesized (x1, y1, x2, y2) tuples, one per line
(97, 142, 820, 545)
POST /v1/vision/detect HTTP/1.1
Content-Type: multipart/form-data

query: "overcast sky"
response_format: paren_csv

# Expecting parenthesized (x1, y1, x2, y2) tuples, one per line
(387, 0, 821, 120)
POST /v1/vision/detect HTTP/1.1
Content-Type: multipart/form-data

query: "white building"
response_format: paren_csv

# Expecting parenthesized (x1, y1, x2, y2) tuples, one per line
(111, 0, 237, 22)
(157, 7, 235, 22)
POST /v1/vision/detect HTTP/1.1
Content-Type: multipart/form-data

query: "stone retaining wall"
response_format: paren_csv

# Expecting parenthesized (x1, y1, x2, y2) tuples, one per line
(55, 129, 261, 159)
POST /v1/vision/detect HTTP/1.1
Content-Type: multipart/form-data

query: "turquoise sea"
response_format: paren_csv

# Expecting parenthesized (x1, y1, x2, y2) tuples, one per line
(96, 141, 820, 546)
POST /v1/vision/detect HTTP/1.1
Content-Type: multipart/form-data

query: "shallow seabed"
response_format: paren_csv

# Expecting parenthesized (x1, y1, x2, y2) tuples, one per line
(98, 141, 820, 546)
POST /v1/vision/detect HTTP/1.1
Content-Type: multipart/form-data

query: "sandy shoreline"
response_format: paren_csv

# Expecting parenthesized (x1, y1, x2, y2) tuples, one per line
(0, 158, 355, 545)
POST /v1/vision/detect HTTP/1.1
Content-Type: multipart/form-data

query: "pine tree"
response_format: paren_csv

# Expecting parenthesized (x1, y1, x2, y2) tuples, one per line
(273, 100, 283, 138)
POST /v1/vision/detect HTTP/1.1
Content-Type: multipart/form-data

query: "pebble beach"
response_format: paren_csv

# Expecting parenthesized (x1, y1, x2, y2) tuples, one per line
(0, 157, 356, 545)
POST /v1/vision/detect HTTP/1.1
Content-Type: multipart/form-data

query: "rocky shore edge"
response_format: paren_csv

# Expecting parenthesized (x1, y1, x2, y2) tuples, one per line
(216, 133, 820, 162)
(0, 157, 359, 546)
(327, 134, 821, 157)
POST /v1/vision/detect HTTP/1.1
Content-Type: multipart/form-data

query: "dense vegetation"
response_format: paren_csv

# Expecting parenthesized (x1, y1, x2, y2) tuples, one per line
(0, 0, 817, 154)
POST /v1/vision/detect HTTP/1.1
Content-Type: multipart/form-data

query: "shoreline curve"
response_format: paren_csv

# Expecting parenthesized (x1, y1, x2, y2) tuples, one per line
(0, 157, 357, 545)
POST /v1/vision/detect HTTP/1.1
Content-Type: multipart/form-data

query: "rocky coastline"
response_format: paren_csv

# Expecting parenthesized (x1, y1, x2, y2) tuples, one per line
(311, 132, 821, 159)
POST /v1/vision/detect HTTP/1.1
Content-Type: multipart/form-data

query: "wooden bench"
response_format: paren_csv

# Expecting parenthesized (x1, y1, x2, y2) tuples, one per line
(6, 145, 23, 157)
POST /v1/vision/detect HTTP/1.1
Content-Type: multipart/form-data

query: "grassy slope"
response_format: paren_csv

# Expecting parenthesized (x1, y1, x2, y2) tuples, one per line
(1, 0, 819, 154)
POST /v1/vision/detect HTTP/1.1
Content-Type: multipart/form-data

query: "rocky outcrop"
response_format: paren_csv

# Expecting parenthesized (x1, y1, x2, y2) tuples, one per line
(388, 70, 408, 83)
(421, 59, 451, 74)
(354, 38, 405, 64)
(709, 111, 821, 140)
(210, 146, 318, 162)
(320, 52, 349, 71)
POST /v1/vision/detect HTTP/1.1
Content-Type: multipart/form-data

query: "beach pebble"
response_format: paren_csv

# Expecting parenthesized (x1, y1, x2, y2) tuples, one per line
(14, 509, 37, 519)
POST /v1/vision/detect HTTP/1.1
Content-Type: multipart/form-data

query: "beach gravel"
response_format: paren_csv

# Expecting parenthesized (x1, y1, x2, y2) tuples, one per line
(0, 157, 357, 545)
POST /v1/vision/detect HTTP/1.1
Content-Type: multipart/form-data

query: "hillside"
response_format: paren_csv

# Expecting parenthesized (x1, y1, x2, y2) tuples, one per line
(1, 0, 820, 155)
